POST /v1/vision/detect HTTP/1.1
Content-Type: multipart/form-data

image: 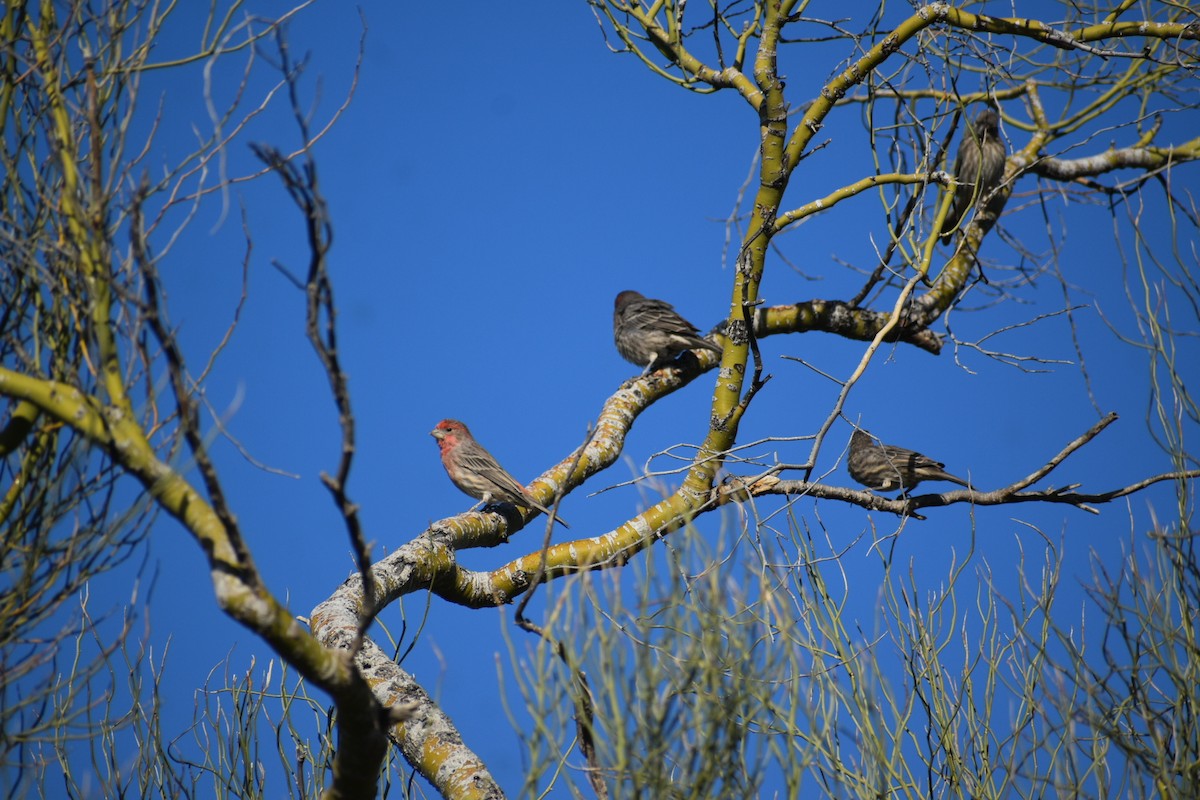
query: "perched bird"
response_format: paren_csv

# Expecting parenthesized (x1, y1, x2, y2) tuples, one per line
(613, 290, 723, 375)
(847, 429, 971, 493)
(939, 107, 1007, 243)
(430, 419, 569, 528)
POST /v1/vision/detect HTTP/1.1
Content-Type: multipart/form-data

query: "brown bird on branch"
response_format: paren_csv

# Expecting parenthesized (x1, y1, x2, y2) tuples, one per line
(848, 429, 971, 493)
(613, 290, 723, 375)
(939, 107, 1007, 244)
(431, 419, 569, 528)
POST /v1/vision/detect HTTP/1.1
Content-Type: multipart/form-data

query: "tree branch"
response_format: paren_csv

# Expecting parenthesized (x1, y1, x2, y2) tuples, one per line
(737, 413, 1199, 519)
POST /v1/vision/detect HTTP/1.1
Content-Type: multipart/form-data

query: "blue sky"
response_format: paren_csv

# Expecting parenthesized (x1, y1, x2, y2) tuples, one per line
(49, 1, 1198, 795)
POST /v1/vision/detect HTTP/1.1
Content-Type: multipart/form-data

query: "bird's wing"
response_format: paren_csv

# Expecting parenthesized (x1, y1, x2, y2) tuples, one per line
(630, 298, 703, 337)
(882, 444, 944, 470)
(457, 448, 529, 500)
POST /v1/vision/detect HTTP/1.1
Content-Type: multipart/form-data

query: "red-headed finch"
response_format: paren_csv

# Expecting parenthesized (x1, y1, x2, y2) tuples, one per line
(430, 419, 569, 528)
(939, 107, 1007, 243)
(613, 290, 722, 375)
(848, 429, 971, 493)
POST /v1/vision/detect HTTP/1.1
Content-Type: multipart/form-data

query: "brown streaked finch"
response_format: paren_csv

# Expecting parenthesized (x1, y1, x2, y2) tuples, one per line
(430, 419, 569, 528)
(613, 290, 723, 375)
(939, 107, 1007, 244)
(848, 429, 971, 493)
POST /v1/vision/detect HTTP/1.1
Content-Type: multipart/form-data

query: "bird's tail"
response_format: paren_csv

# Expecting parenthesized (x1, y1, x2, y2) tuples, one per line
(527, 498, 570, 529)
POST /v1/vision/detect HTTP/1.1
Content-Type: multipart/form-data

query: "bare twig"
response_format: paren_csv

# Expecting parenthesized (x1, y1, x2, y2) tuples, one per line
(250, 141, 377, 653)
(132, 183, 258, 583)
(739, 413, 1200, 518)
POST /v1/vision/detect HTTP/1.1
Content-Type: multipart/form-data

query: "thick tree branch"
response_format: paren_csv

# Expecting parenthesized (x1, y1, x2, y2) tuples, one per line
(942, 7, 1198, 56)
(1032, 137, 1200, 180)
(311, 593, 495, 800)
(746, 301, 944, 354)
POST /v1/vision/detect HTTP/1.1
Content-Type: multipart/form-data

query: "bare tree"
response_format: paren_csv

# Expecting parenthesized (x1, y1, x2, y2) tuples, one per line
(1, 2, 1197, 799)
(1, 3, 395, 799)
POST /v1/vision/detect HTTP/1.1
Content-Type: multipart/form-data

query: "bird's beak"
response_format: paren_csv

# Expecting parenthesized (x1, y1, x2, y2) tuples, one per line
(430, 428, 444, 440)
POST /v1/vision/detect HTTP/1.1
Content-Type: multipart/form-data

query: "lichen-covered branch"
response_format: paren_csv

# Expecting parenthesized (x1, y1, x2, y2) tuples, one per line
(1032, 137, 1200, 180)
